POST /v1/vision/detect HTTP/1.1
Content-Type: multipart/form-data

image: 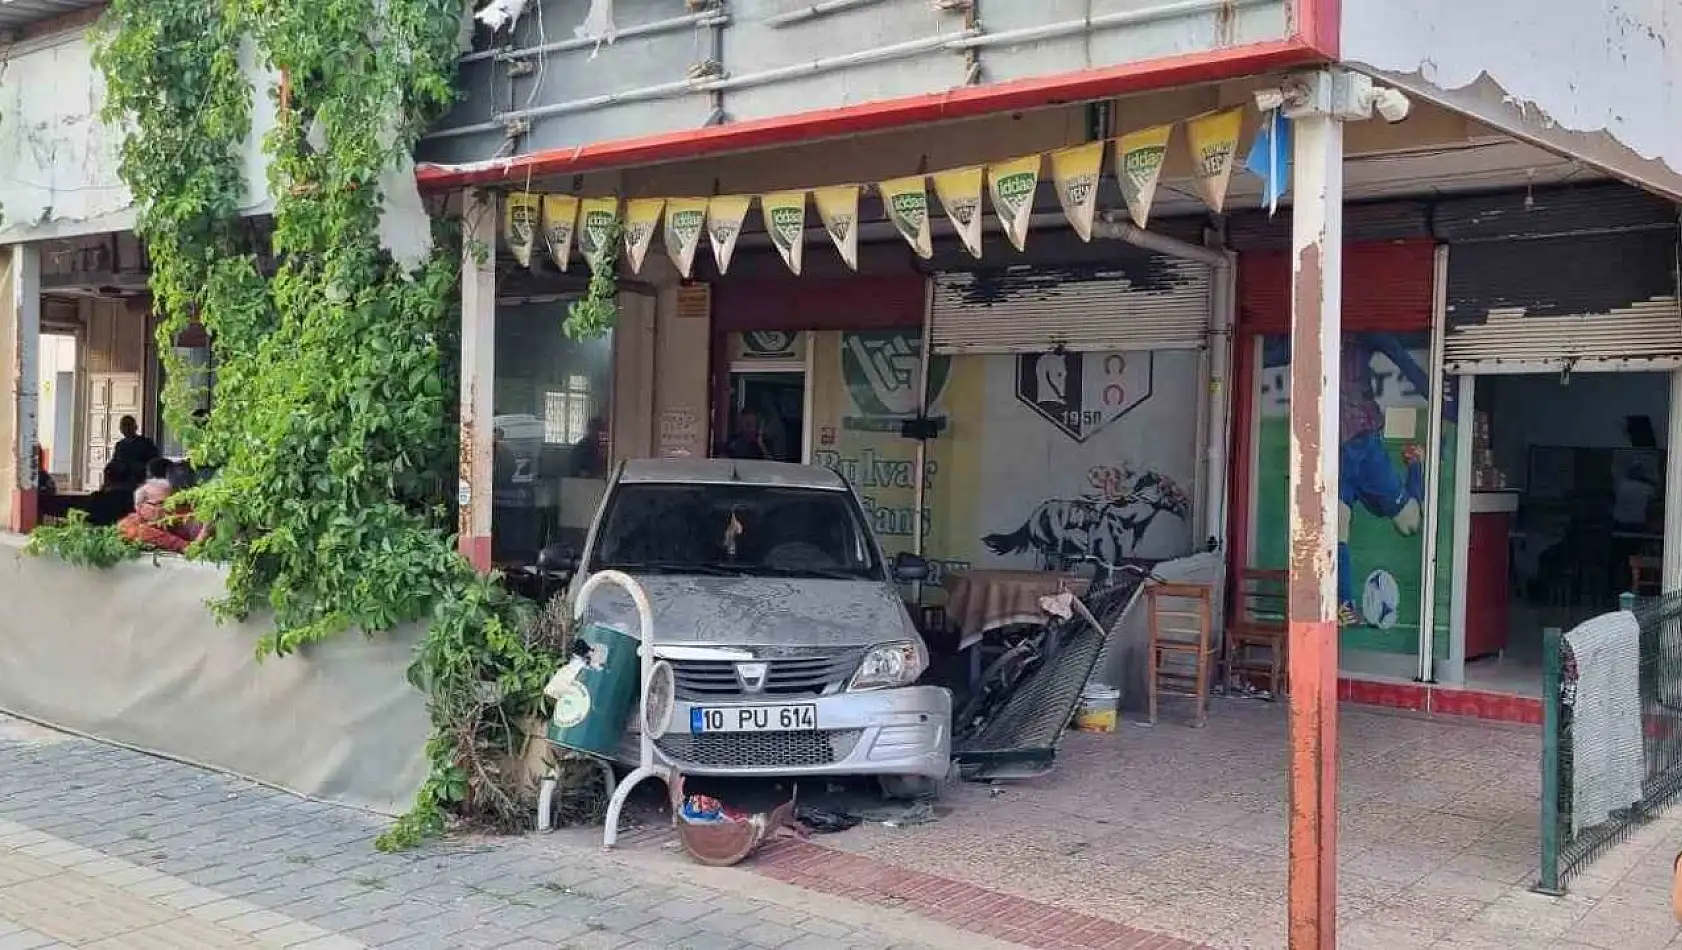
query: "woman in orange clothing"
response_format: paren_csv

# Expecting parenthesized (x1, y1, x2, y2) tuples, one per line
(117, 459, 205, 553)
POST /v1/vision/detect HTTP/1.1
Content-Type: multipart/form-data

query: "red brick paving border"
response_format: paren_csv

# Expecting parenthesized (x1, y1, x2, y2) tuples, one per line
(753, 838, 1206, 950)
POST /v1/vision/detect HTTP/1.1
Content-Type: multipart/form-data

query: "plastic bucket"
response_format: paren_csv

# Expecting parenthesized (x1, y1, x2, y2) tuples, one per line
(1074, 684, 1121, 733)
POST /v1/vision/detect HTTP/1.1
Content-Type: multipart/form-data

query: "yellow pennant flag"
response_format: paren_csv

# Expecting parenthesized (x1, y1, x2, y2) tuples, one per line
(812, 185, 860, 270)
(932, 167, 985, 259)
(1115, 124, 1173, 228)
(621, 198, 664, 275)
(879, 176, 932, 259)
(540, 195, 578, 272)
(1187, 108, 1244, 213)
(706, 195, 753, 274)
(663, 198, 708, 278)
(576, 197, 620, 260)
(1049, 142, 1104, 242)
(504, 192, 540, 269)
(988, 155, 1041, 252)
(760, 191, 808, 276)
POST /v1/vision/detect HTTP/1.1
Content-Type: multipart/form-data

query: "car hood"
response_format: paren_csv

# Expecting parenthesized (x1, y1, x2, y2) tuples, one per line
(574, 574, 917, 650)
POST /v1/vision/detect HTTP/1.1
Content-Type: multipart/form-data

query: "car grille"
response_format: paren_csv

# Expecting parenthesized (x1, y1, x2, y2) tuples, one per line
(670, 650, 864, 701)
(656, 729, 865, 769)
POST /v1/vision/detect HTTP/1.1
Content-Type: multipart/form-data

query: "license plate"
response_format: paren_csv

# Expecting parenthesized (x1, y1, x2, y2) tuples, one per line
(691, 703, 818, 734)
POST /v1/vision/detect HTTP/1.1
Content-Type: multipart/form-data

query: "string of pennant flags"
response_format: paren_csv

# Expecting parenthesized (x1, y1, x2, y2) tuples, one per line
(503, 106, 1292, 279)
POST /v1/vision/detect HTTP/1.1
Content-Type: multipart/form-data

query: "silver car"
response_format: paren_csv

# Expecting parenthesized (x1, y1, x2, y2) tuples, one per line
(563, 458, 952, 798)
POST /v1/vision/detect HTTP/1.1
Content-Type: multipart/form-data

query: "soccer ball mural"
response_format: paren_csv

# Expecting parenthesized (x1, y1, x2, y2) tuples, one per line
(1361, 569, 1402, 629)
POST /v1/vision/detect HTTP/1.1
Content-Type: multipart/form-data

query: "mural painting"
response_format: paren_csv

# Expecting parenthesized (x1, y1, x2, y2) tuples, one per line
(809, 336, 1199, 595)
(977, 349, 1198, 573)
(1252, 331, 1458, 655)
(810, 330, 971, 586)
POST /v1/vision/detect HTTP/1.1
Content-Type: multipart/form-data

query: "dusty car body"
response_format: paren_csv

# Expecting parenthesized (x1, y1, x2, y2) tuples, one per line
(565, 458, 952, 795)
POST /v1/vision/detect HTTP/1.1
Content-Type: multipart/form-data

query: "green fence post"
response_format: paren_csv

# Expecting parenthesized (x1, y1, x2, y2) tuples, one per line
(1621, 591, 1637, 612)
(1535, 625, 1565, 896)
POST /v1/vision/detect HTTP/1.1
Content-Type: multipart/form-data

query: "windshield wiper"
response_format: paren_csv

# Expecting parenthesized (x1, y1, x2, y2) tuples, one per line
(752, 566, 868, 580)
(601, 560, 749, 577)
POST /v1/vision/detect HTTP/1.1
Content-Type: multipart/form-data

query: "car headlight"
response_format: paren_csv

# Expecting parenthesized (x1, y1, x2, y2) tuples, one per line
(849, 641, 927, 691)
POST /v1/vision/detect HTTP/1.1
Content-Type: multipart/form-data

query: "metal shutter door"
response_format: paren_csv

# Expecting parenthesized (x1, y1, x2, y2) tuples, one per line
(930, 261, 1211, 355)
(1444, 230, 1682, 373)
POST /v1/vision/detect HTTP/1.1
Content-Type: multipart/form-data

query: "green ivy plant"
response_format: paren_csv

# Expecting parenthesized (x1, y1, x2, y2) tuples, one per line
(26, 512, 142, 569)
(95, 0, 561, 851)
(566, 222, 621, 340)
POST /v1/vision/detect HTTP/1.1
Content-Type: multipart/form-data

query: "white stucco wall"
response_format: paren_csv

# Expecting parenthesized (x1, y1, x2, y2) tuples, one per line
(0, 30, 430, 265)
(1343, 0, 1682, 199)
(0, 32, 279, 243)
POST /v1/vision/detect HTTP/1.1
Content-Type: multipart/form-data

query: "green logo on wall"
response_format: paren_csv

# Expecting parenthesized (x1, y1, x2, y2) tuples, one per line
(839, 331, 950, 432)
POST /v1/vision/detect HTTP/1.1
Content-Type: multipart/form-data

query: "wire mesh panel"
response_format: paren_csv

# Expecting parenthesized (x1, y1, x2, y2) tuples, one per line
(1542, 590, 1682, 889)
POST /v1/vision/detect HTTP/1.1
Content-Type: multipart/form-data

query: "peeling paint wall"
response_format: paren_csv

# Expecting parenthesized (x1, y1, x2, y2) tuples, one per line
(1343, 0, 1682, 199)
(0, 32, 279, 243)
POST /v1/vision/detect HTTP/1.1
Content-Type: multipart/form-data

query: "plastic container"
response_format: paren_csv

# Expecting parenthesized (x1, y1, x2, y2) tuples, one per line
(1074, 683, 1121, 733)
(544, 623, 642, 759)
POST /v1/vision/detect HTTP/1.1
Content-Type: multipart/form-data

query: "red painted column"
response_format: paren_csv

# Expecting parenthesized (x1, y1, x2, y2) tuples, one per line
(458, 189, 496, 572)
(1286, 83, 1344, 949)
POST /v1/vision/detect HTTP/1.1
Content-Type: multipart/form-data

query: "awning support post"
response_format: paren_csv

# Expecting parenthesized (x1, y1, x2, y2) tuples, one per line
(1285, 71, 1346, 950)
(459, 189, 497, 572)
(7, 244, 39, 534)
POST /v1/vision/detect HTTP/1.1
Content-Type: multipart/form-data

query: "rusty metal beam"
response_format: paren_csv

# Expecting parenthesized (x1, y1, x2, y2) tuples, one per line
(458, 189, 496, 572)
(1286, 98, 1344, 949)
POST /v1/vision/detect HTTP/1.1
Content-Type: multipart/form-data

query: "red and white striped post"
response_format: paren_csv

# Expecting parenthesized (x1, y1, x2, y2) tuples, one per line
(1286, 73, 1345, 950)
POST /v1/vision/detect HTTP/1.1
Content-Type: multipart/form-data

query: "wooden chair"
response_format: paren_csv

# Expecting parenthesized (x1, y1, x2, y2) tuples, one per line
(1227, 568, 1289, 699)
(1147, 582, 1217, 727)
(1631, 555, 1663, 598)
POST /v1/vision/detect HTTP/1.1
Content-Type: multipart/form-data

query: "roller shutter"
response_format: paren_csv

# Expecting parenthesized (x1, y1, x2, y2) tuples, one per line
(1443, 229, 1682, 374)
(930, 260, 1211, 355)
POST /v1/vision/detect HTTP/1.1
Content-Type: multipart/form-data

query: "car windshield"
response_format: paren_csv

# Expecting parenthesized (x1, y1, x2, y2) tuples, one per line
(591, 482, 881, 580)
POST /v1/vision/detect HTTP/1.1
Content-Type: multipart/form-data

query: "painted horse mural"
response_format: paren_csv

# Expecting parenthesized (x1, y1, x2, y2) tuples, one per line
(982, 465, 1192, 569)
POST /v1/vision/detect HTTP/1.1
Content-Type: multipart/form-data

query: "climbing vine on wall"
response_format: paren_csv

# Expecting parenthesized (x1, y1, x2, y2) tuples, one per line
(95, 0, 560, 850)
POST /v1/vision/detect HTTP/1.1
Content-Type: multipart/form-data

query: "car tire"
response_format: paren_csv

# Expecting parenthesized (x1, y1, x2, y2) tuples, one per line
(878, 774, 941, 801)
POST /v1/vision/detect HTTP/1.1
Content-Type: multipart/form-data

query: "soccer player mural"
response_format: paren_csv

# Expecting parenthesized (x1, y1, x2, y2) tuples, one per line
(1255, 331, 1457, 651)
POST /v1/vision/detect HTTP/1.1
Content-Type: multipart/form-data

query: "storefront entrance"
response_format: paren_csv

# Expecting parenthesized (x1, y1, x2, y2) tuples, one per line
(1455, 371, 1671, 695)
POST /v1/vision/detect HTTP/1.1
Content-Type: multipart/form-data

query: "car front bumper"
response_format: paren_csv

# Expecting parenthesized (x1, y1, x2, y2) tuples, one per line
(651, 685, 952, 780)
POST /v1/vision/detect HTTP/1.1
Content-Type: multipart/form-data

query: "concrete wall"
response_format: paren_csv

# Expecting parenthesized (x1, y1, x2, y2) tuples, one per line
(426, 0, 1293, 165)
(0, 536, 430, 814)
(0, 31, 278, 243)
(1343, 0, 1682, 200)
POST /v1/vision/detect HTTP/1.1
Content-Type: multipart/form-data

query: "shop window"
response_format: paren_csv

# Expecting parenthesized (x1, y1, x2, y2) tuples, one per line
(492, 301, 613, 566)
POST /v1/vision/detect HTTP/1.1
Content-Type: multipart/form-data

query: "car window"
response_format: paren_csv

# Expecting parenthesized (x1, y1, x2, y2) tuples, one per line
(590, 483, 880, 580)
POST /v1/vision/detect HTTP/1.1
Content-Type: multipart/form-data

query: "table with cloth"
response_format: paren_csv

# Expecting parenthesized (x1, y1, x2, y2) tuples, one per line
(943, 569, 1086, 687)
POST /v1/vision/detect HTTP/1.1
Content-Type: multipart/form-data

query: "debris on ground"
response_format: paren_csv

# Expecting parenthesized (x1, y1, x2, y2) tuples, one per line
(858, 799, 938, 828)
(794, 803, 862, 834)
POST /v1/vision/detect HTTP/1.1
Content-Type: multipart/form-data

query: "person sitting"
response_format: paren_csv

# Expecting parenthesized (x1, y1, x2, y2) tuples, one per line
(117, 458, 205, 554)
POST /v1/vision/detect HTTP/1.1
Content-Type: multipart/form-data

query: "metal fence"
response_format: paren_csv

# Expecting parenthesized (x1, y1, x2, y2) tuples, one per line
(1538, 590, 1682, 892)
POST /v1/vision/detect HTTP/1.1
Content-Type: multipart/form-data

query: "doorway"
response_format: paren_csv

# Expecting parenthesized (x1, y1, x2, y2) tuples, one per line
(1454, 370, 1672, 695)
(726, 371, 805, 463)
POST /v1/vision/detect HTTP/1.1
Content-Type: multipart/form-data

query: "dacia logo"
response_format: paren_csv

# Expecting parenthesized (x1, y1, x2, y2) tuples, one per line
(735, 662, 769, 693)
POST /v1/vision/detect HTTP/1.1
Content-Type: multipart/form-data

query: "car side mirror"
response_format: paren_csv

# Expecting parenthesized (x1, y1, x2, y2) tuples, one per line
(892, 552, 930, 583)
(537, 543, 577, 573)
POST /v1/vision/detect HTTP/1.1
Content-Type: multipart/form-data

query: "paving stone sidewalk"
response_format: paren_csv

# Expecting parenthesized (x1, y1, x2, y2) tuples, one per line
(0, 716, 1019, 950)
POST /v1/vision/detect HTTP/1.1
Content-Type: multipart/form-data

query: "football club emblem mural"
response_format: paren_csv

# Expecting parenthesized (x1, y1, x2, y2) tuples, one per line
(1014, 352, 1154, 443)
